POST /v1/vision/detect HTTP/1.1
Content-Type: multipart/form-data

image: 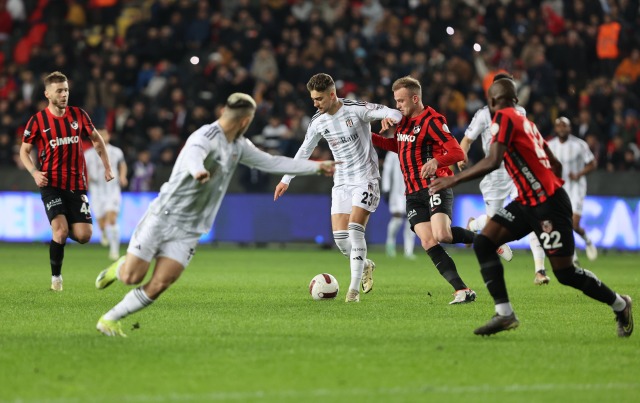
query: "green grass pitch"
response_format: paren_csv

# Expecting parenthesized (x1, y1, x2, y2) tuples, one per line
(0, 243, 638, 403)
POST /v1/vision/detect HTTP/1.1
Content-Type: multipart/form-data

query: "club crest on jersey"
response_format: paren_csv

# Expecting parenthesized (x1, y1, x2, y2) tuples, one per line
(541, 220, 553, 233)
(345, 117, 353, 127)
(413, 125, 421, 134)
(71, 121, 79, 130)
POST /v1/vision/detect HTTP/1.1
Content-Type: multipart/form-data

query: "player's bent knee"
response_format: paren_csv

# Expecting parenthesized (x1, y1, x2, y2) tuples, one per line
(119, 269, 145, 286)
(433, 230, 452, 244)
(421, 238, 437, 251)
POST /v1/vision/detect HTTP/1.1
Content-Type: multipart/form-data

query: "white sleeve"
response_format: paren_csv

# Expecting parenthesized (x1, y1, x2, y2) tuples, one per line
(281, 120, 322, 184)
(351, 103, 403, 123)
(516, 105, 527, 118)
(464, 108, 486, 141)
(239, 139, 319, 175)
(581, 140, 595, 165)
(182, 135, 213, 178)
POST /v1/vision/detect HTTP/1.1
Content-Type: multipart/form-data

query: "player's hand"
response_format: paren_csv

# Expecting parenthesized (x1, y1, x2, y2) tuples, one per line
(380, 118, 397, 132)
(274, 182, 289, 201)
(430, 176, 457, 193)
(317, 160, 341, 177)
(105, 167, 115, 182)
(568, 172, 580, 181)
(195, 171, 210, 184)
(120, 176, 128, 188)
(457, 155, 469, 170)
(32, 170, 48, 187)
(421, 158, 439, 178)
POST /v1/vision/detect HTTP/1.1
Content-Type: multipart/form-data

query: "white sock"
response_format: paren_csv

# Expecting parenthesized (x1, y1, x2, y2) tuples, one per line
(105, 225, 111, 240)
(495, 302, 514, 316)
(386, 217, 403, 246)
(403, 220, 415, 256)
(52, 275, 62, 282)
(348, 223, 366, 291)
(573, 251, 579, 264)
(530, 234, 546, 273)
(469, 214, 488, 232)
(333, 230, 351, 259)
(611, 294, 627, 312)
(110, 224, 120, 255)
(115, 258, 126, 282)
(580, 232, 591, 244)
(103, 286, 154, 321)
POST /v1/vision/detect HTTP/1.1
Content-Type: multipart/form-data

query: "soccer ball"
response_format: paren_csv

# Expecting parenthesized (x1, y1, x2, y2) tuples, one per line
(309, 273, 339, 300)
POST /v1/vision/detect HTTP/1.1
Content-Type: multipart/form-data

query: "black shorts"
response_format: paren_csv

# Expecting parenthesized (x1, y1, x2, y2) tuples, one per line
(491, 187, 574, 257)
(40, 186, 93, 225)
(406, 188, 454, 231)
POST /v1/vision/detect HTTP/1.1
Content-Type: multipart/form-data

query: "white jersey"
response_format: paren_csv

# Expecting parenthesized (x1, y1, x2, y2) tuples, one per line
(85, 144, 125, 196)
(282, 99, 403, 186)
(148, 121, 320, 234)
(547, 134, 594, 197)
(381, 152, 406, 214)
(465, 105, 527, 198)
(381, 152, 405, 197)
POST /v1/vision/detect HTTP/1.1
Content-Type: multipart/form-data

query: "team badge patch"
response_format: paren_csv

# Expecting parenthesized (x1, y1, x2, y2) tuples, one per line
(413, 125, 421, 134)
(541, 220, 553, 234)
(23, 130, 31, 138)
(345, 117, 353, 127)
(81, 194, 89, 203)
(490, 122, 500, 136)
(442, 124, 450, 133)
(71, 121, 79, 130)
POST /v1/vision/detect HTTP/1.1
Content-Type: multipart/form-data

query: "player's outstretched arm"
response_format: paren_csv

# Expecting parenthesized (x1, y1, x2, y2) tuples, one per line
(119, 160, 128, 188)
(457, 136, 474, 169)
(430, 142, 507, 192)
(240, 138, 337, 176)
(371, 132, 399, 153)
(19, 142, 48, 187)
(280, 121, 323, 186)
(88, 130, 114, 182)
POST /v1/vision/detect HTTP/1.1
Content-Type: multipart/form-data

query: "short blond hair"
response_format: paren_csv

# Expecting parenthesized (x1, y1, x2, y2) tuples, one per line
(306, 73, 335, 93)
(44, 71, 68, 87)
(221, 93, 257, 119)
(392, 76, 422, 99)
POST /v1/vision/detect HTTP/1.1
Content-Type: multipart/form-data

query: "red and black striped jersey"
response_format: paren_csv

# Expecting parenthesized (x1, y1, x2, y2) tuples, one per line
(22, 106, 95, 191)
(491, 107, 564, 206)
(372, 106, 464, 195)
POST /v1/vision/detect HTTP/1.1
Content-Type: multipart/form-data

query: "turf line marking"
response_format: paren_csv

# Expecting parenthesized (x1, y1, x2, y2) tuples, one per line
(4, 383, 640, 403)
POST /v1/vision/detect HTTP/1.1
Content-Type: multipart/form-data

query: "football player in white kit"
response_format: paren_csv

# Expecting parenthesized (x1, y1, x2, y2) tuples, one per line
(274, 73, 403, 302)
(381, 152, 416, 259)
(458, 73, 551, 285)
(93, 94, 338, 336)
(547, 117, 598, 264)
(85, 129, 127, 260)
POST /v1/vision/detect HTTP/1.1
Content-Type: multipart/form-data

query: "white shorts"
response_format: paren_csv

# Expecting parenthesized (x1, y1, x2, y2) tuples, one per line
(388, 192, 406, 215)
(90, 193, 121, 219)
(481, 176, 518, 217)
(565, 185, 586, 216)
(127, 212, 200, 268)
(331, 181, 380, 215)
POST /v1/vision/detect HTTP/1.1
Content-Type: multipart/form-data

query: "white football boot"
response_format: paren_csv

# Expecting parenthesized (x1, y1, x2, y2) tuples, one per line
(449, 288, 477, 305)
(361, 259, 375, 294)
(585, 241, 598, 261)
(497, 244, 513, 262)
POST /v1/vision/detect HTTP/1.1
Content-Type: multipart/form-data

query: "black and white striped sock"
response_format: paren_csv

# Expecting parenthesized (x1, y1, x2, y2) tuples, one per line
(103, 286, 155, 321)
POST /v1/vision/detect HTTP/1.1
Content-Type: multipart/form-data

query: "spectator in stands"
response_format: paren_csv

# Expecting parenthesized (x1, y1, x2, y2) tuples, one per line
(597, 14, 621, 77)
(129, 150, 155, 192)
(0, 132, 13, 166)
(615, 48, 640, 84)
(617, 109, 640, 146)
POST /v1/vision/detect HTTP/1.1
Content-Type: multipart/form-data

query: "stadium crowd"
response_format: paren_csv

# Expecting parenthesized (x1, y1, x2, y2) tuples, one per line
(1, 0, 640, 190)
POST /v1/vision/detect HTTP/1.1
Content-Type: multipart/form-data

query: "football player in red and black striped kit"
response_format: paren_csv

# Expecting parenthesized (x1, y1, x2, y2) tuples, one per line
(431, 79, 633, 337)
(19, 72, 114, 291)
(372, 76, 513, 305)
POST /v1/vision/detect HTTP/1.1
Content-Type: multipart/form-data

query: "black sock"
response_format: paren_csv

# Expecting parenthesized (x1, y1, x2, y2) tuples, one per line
(426, 244, 467, 291)
(474, 234, 509, 304)
(553, 266, 617, 305)
(450, 227, 477, 244)
(50, 240, 65, 277)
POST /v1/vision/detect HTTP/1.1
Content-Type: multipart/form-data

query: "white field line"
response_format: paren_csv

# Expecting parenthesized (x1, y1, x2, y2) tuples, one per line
(3, 383, 639, 403)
